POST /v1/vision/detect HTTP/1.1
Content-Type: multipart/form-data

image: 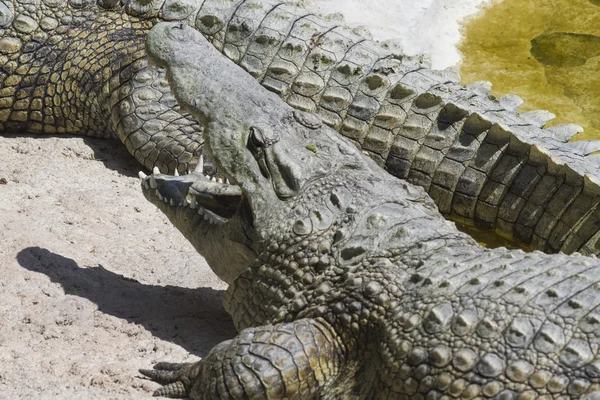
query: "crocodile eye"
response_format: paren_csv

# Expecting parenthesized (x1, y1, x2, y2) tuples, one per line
(247, 126, 271, 179)
(249, 125, 280, 149)
(249, 126, 266, 149)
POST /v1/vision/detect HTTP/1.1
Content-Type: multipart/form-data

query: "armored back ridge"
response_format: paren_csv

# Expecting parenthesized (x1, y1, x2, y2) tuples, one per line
(136, 22, 600, 399)
(3, 0, 600, 252)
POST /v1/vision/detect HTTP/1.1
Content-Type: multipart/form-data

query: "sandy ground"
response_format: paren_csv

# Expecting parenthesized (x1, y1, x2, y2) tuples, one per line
(0, 135, 235, 398)
(0, 1, 491, 398)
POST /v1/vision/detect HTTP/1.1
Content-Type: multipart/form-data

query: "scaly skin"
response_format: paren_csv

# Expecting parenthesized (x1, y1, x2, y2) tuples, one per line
(0, 0, 203, 173)
(3, 0, 600, 253)
(137, 22, 600, 399)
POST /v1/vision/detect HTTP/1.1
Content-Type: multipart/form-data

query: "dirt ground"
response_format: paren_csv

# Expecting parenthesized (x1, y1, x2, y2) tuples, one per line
(0, 135, 235, 398)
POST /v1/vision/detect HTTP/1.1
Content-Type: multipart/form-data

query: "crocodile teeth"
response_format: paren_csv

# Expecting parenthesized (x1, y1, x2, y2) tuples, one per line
(156, 190, 163, 200)
(202, 209, 226, 225)
(197, 207, 205, 215)
(199, 155, 204, 170)
(153, 166, 161, 175)
(174, 169, 179, 176)
(169, 198, 174, 206)
(138, 171, 150, 189)
(189, 196, 198, 209)
(149, 176, 157, 189)
(217, 178, 223, 184)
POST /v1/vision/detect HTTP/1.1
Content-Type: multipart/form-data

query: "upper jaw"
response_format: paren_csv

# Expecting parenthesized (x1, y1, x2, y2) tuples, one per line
(139, 164, 242, 226)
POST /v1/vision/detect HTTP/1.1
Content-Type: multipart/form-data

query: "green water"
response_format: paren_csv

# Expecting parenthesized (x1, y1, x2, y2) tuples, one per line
(460, 0, 600, 141)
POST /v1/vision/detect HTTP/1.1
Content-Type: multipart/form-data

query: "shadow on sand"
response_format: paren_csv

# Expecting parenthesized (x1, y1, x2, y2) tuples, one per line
(17, 246, 236, 358)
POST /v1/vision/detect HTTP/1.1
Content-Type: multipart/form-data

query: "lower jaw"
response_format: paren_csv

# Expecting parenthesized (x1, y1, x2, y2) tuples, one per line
(142, 190, 256, 284)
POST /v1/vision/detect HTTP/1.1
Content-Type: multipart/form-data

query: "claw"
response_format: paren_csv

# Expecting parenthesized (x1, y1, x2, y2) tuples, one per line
(139, 368, 181, 384)
(139, 361, 200, 399)
(153, 362, 192, 371)
(153, 380, 189, 398)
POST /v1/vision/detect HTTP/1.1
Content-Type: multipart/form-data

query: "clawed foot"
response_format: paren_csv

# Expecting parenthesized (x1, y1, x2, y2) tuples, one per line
(139, 361, 202, 398)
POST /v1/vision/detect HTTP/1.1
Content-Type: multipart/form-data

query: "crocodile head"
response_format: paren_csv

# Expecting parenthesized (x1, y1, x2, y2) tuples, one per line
(140, 22, 388, 284)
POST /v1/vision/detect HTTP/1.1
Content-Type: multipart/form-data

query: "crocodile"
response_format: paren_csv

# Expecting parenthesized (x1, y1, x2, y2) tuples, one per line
(3, 0, 600, 252)
(137, 21, 600, 399)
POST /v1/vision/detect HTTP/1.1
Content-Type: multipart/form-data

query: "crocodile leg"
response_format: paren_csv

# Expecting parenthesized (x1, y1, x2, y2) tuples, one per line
(139, 361, 201, 398)
(140, 318, 347, 399)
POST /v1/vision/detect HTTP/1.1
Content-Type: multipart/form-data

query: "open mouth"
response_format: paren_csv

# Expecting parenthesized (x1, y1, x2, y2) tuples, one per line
(138, 156, 242, 226)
